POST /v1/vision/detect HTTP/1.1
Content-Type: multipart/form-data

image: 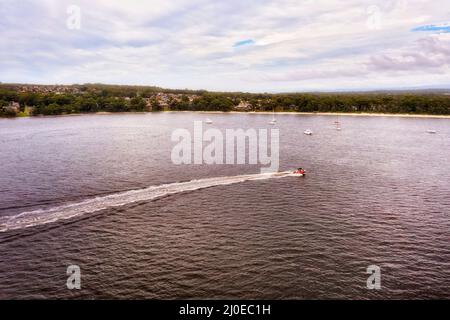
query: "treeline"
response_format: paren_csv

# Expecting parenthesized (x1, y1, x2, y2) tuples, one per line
(171, 92, 450, 114)
(0, 90, 150, 116)
(1, 84, 450, 117)
(134, 90, 450, 115)
(247, 93, 450, 114)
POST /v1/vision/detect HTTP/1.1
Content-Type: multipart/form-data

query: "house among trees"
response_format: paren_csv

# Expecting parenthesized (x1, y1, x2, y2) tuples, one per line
(7, 102, 20, 113)
(233, 100, 253, 111)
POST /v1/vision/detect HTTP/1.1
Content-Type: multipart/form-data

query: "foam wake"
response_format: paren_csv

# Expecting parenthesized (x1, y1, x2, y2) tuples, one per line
(0, 171, 294, 232)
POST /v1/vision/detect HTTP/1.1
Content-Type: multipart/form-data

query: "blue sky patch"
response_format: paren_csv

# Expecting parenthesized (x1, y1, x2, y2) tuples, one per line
(412, 24, 450, 33)
(233, 39, 255, 47)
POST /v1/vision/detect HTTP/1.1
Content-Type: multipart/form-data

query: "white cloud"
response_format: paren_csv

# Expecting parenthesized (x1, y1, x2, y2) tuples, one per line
(1, 0, 450, 91)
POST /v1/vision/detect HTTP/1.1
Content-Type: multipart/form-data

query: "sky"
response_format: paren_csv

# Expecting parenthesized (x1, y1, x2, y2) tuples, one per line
(1, 0, 450, 92)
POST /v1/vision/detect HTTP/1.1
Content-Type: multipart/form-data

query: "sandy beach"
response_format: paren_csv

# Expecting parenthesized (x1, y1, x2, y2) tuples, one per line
(5, 111, 447, 119)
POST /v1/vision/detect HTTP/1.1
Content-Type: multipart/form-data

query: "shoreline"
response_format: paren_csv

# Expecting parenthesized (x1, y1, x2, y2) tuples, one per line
(2, 110, 450, 119)
(167, 110, 450, 119)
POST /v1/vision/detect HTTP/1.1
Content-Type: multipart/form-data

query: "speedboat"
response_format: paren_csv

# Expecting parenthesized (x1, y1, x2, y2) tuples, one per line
(293, 169, 306, 176)
(427, 130, 437, 134)
(205, 118, 213, 124)
(303, 129, 313, 135)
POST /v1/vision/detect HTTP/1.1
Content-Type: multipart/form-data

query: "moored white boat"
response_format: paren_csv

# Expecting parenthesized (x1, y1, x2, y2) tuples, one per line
(269, 108, 276, 124)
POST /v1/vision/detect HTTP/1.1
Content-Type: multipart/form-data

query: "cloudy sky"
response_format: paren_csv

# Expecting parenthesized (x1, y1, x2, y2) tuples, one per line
(1, 0, 450, 92)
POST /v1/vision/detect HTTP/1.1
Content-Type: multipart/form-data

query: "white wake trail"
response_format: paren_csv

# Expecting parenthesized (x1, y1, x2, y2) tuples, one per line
(0, 171, 293, 232)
